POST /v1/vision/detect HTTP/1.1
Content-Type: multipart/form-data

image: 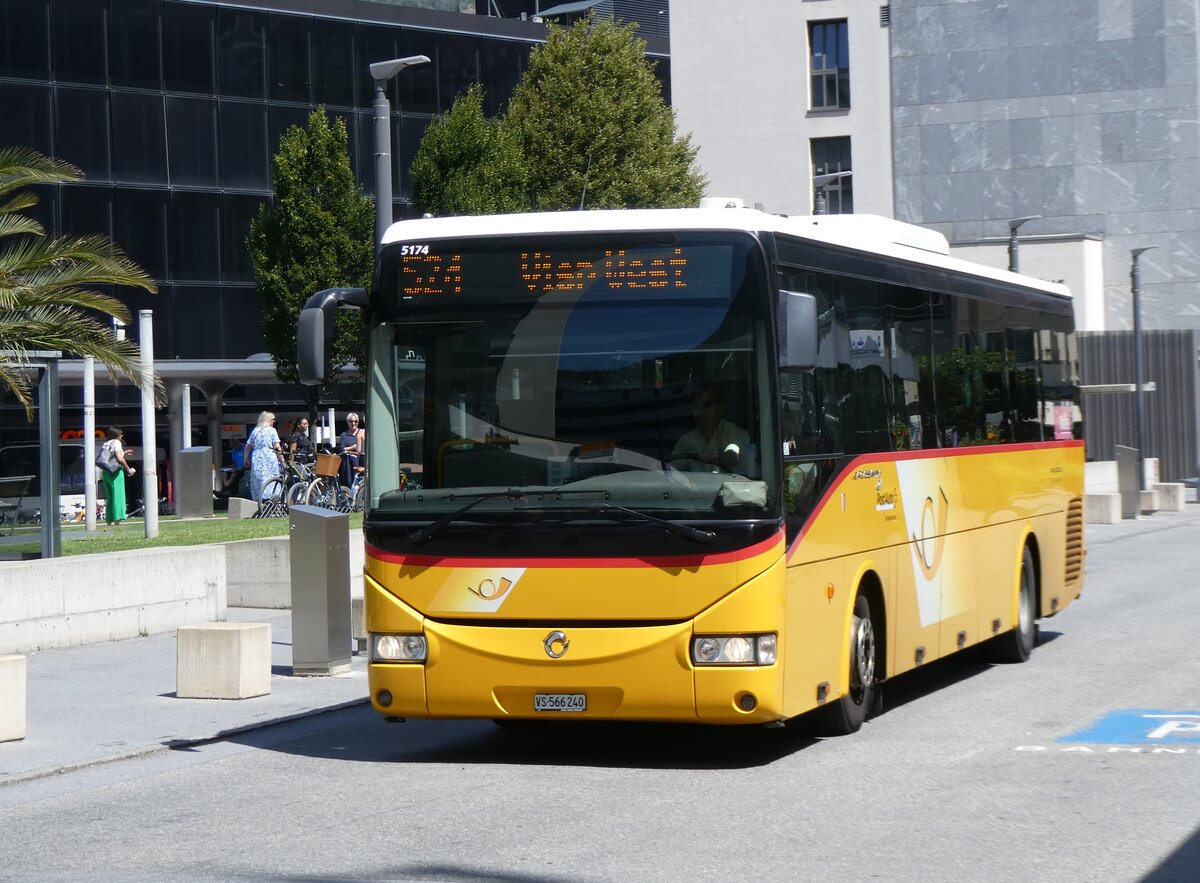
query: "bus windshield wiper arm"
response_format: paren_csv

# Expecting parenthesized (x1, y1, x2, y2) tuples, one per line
(587, 502, 716, 545)
(409, 488, 527, 545)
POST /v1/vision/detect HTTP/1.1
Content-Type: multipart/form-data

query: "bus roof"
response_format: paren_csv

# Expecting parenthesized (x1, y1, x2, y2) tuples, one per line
(382, 208, 1072, 301)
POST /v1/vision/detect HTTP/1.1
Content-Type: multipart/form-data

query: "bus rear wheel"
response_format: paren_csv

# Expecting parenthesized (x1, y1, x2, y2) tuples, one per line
(814, 593, 877, 736)
(992, 545, 1037, 664)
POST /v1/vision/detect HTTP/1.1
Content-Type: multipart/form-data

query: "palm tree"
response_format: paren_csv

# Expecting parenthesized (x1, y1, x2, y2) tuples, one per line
(0, 146, 162, 418)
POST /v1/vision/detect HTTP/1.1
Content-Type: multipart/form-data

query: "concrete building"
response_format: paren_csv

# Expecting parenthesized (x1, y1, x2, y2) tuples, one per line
(670, 0, 1200, 335)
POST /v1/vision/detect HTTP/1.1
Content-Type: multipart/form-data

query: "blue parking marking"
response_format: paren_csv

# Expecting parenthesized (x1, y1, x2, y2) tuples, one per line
(1058, 709, 1200, 745)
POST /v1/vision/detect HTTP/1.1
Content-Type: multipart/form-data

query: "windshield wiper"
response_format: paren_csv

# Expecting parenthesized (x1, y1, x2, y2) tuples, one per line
(587, 502, 716, 546)
(409, 488, 527, 545)
(408, 487, 604, 545)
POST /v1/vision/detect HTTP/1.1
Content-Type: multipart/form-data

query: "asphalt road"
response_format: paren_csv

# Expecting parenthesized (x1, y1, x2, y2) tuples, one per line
(2, 510, 1199, 882)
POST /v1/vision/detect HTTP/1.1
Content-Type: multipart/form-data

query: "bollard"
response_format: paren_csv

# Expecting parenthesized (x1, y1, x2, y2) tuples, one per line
(0, 654, 28, 742)
(288, 505, 352, 675)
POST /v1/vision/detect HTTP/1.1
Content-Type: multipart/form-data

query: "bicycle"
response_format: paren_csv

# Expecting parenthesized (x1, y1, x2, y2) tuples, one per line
(338, 466, 368, 512)
(258, 458, 316, 510)
(302, 451, 343, 509)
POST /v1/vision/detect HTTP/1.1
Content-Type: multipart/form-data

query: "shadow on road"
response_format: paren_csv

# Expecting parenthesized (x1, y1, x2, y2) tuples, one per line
(206, 628, 1066, 770)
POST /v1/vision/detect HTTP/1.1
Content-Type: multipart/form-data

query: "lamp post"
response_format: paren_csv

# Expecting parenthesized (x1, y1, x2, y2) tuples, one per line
(1131, 246, 1157, 490)
(369, 55, 430, 244)
(813, 171, 852, 215)
(1007, 215, 1041, 273)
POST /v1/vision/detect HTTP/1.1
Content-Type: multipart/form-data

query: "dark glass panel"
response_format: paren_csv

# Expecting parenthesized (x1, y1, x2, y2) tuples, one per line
(169, 190, 220, 281)
(397, 29, 437, 114)
(355, 110, 375, 195)
(221, 287, 263, 358)
(221, 194, 267, 283)
(110, 0, 161, 90)
(113, 188, 167, 279)
(651, 56, 670, 106)
(22, 183, 56, 235)
(355, 25, 398, 109)
(53, 0, 106, 85)
(437, 33, 479, 113)
(0, 83, 52, 154)
(268, 104, 310, 161)
(0, 0, 49, 80)
(218, 100, 268, 190)
(111, 91, 166, 183)
(313, 18, 355, 107)
(54, 87, 110, 180)
(480, 38, 527, 116)
(170, 286, 221, 359)
(217, 8, 265, 99)
(116, 282, 172, 359)
(61, 184, 112, 238)
(398, 114, 431, 201)
(163, 2, 214, 94)
(268, 13, 310, 103)
(166, 96, 217, 187)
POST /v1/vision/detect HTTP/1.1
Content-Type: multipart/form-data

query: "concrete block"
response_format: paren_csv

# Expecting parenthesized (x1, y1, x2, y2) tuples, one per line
(1139, 489, 1160, 514)
(352, 597, 366, 653)
(227, 498, 258, 520)
(177, 622, 271, 699)
(1153, 482, 1186, 512)
(0, 654, 26, 742)
(1084, 461, 1119, 495)
(1084, 493, 1121, 524)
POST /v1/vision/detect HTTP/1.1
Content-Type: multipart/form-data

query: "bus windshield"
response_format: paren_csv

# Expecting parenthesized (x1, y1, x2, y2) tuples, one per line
(371, 231, 776, 521)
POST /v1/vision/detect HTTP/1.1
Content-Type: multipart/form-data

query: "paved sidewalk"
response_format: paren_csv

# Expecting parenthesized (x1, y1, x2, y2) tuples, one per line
(0, 607, 368, 786)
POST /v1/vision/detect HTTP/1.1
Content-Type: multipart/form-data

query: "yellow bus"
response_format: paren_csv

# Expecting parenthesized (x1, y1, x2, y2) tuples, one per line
(298, 206, 1083, 733)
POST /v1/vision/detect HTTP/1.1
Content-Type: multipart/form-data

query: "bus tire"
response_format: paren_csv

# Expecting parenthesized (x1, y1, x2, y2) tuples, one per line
(815, 592, 877, 736)
(992, 544, 1038, 664)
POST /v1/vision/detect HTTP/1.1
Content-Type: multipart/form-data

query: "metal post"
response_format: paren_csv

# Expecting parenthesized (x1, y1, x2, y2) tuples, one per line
(83, 356, 97, 532)
(1131, 247, 1157, 491)
(369, 55, 430, 244)
(181, 383, 192, 450)
(1007, 215, 1041, 273)
(38, 359, 61, 558)
(139, 310, 159, 538)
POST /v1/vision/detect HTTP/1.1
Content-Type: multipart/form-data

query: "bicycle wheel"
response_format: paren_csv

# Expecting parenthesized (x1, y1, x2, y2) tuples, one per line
(304, 476, 337, 508)
(258, 477, 286, 506)
(285, 480, 308, 508)
(351, 480, 366, 512)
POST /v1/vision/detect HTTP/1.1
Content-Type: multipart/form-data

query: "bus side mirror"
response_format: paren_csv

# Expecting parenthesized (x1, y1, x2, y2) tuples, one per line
(297, 287, 369, 385)
(778, 290, 818, 370)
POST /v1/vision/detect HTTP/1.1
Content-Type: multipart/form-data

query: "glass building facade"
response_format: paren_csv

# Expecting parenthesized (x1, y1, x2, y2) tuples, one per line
(0, 0, 671, 369)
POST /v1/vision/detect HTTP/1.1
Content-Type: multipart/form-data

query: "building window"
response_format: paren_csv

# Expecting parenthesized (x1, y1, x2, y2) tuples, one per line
(812, 137, 852, 214)
(810, 20, 849, 110)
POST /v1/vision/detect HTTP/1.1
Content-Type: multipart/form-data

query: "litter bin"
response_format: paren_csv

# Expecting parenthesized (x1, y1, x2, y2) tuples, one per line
(177, 446, 214, 518)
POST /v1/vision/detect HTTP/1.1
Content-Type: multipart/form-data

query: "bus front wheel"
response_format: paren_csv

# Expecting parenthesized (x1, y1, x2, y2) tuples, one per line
(815, 592, 878, 736)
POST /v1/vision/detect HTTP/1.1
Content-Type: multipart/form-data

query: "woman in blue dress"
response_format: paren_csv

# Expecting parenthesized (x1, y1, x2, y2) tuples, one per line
(243, 411, 284, 502)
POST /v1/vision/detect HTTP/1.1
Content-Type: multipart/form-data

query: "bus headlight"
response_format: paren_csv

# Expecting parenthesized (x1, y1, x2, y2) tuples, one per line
(372, 633, 427, 663)
(692, 634, 776, 666)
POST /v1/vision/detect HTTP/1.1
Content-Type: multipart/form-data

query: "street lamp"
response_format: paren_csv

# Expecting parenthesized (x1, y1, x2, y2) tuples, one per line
(813, 171, 851, 215)
(1007, 215, 1041, 273)
(1131, 246, 1157, 490)
(369, 55, 430, 244)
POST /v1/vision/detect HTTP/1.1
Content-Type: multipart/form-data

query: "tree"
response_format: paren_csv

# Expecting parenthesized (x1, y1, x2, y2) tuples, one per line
(0, 146, 161, 418)
(505, 18, 706, 211)
(248, 108, 374, 415)
(411, 84, 529, 216)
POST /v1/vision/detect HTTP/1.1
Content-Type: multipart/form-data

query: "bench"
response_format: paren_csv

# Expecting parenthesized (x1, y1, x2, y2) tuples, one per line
(0, 475, 34, 535)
